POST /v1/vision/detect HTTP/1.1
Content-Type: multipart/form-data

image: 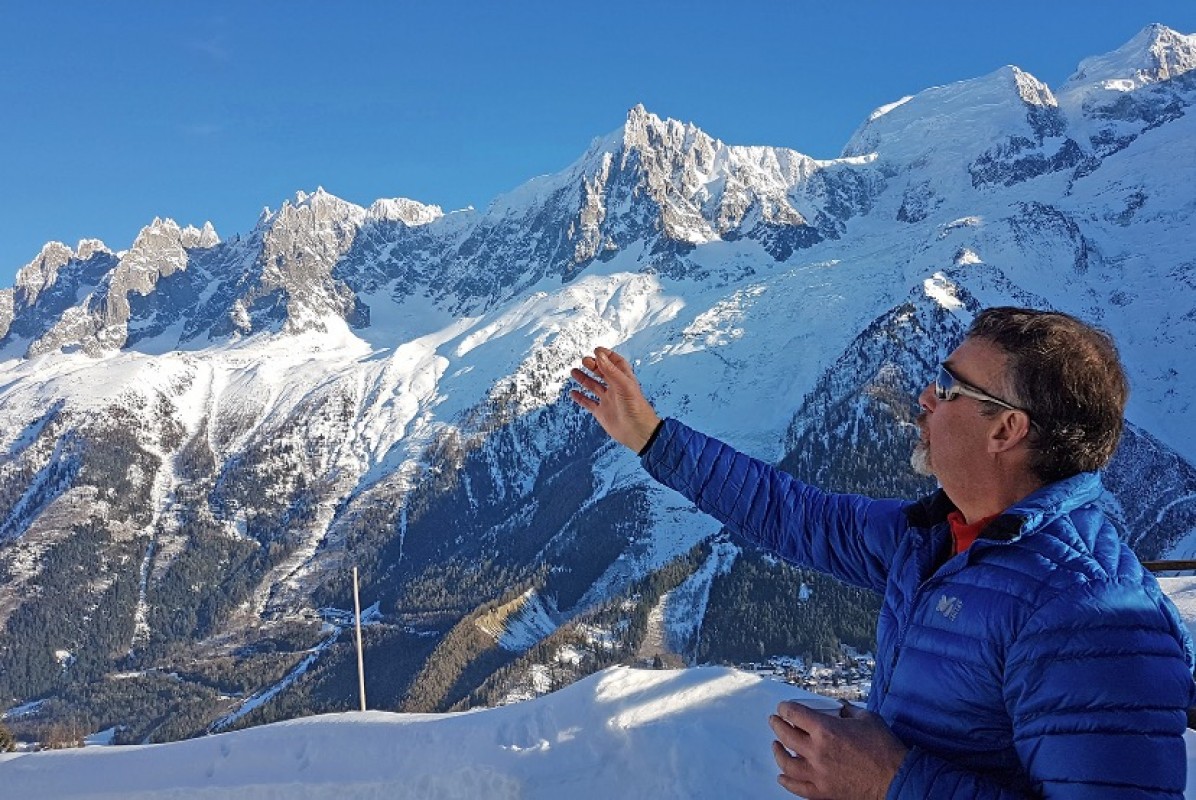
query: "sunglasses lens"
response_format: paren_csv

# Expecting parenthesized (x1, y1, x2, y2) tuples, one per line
(935, 366, 953, 400)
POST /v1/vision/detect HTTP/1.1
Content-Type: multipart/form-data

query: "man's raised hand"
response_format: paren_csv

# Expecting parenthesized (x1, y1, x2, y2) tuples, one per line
(569, 347, 662, 454)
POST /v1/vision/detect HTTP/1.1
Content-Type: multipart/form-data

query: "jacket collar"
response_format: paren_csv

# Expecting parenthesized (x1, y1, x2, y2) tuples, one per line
(904, 472, 1104, 542)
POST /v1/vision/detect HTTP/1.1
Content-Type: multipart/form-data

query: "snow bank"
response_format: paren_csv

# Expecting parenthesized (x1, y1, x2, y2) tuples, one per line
(0, 667, 792, 799)
(2, 664, 1195, 798)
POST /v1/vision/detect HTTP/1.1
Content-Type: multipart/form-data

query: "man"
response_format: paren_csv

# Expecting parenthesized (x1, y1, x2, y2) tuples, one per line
(570, 307, 1196, 798)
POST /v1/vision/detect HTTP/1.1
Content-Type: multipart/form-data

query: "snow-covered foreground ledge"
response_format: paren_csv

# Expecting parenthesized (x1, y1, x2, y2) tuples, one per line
(3, 664, 1196, 798)
(0, 666, 802, 799)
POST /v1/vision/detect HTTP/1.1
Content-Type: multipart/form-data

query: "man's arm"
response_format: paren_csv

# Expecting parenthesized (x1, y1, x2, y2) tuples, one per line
(642, 418, 904, 592)
(996, 582, 1194, 798)
(569, 348, 906, 592)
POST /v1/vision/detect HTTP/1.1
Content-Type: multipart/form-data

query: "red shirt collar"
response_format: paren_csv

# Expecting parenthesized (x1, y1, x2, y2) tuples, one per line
(947, 510, 999, 555)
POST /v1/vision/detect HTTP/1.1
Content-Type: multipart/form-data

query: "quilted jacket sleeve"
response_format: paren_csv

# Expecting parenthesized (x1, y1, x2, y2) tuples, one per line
(888, 579, 1196, 799)
(640, 418, 908, 593)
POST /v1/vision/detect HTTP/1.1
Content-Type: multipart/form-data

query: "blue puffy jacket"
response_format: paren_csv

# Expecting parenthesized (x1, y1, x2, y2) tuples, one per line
(642, 418, 1196, 798)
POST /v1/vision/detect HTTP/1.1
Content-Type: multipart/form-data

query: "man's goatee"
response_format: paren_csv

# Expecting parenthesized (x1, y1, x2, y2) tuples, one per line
(910, 440, 933, 477)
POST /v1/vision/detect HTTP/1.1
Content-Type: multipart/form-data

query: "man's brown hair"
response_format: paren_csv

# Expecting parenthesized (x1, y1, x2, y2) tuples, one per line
(967, 307, 1129, 484)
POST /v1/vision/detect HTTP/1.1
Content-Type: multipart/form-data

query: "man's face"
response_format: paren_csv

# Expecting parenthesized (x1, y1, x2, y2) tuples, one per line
(912, 337, 1014, 484)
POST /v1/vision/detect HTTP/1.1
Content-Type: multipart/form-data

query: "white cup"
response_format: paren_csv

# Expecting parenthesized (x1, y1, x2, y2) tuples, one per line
(786, 697, 844, 715)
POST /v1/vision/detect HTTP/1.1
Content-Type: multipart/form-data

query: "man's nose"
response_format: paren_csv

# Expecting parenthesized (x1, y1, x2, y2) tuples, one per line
(917, 383, 936, 412)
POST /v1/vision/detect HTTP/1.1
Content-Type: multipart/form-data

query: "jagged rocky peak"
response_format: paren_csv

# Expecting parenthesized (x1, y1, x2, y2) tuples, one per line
(559, 105, 835, 257)
(260, 188, 369, 262)
(622, 103, 708, 147)
(179, 221, 220, 249)
(11, 238, 114, 304)
(1009, 66, 1058, 109)
(75, 238, 112, 261)
(248, 188, 371, 331)
(614, 105, 806, 240)
(14, 241, 77, 298)
(122, 217, 193, 280)
(1142, 24, 1196, 80)
(524, 104, 731, 252)
(620, 104, 721, 179)
(263, 188, 366, 250)
(367, 197, 444, 226)
(134, 216, 182, 241)
(1064, 24, 1196, 91)
(254, 204, 274, 230)
(287, 187, 367, 223)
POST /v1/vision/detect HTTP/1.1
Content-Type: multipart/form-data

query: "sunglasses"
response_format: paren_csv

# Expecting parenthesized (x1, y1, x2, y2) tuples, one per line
(935, 364, 1039, 429)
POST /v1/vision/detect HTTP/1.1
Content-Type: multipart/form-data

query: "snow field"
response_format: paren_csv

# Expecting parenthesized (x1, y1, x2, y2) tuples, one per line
(4, 664, 1195, 799)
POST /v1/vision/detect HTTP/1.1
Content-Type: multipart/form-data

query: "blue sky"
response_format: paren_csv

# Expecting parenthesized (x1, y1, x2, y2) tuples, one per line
(2, 2, 1194, 284)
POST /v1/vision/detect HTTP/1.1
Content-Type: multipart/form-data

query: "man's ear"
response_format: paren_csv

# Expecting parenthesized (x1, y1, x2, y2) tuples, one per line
(987, 410, 1033, 454)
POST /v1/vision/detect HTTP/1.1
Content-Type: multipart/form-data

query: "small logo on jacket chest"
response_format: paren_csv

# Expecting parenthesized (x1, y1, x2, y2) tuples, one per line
(936, 594, 963, 621)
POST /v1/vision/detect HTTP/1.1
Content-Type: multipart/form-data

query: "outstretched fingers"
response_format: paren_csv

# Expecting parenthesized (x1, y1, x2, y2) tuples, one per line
(568, 388, 598, 412)
(594, 347, 636, 382)
(570, 348, 635, 402)
(568, 347, 661, 453)
(570, 366, 607, 398)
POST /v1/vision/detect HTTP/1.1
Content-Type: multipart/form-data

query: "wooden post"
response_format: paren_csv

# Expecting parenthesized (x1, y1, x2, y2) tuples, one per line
(353, 566, 367, 712)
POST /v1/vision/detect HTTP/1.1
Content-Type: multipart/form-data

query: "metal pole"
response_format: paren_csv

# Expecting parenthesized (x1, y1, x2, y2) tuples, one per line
(353, 566, 367, 712)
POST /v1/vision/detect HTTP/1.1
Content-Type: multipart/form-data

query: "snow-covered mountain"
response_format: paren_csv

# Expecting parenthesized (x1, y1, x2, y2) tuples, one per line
(1, 24, 1195, 745)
